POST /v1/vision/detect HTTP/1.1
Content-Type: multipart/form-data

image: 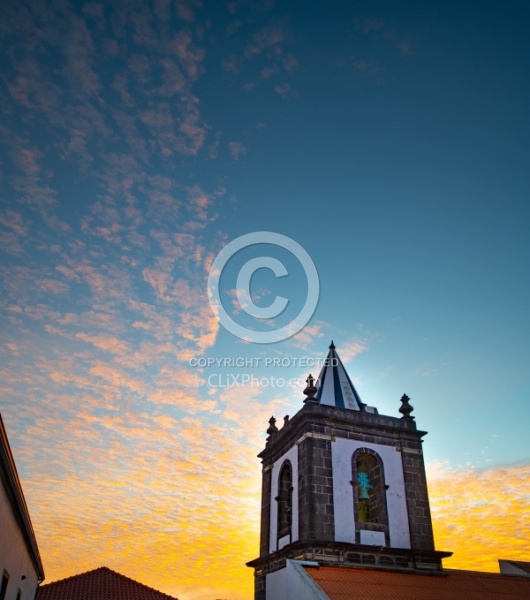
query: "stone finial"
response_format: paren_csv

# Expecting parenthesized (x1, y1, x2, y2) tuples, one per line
(303, 373, 318, 403)
(283, 415, 290, 426)
(399, 394, 415, 420)
(266, 416, 278, 442)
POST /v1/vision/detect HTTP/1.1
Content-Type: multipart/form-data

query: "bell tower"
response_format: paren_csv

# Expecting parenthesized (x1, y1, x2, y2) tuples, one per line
(247, 342, 451, 600)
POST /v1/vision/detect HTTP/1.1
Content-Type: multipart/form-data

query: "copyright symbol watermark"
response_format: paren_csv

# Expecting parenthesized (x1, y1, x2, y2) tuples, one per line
(207, 232, 319, 344)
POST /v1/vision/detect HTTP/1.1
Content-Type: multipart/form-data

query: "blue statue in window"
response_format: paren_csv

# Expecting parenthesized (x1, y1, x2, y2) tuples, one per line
(357, 471, 372, 522)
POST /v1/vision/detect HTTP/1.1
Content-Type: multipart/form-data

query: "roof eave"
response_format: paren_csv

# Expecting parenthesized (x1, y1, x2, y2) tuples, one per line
(0, 415, 45, 580)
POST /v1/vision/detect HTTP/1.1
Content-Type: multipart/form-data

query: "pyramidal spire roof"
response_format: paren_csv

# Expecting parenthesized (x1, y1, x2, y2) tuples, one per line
(316, 341, 376, 413)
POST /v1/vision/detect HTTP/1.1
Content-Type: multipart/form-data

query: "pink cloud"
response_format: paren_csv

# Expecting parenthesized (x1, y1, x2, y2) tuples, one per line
(171, 30, 205, 80)
(289, 323, 326, 349)
(159, 58, 187, 96)
(228, 140, 247, 160)
(36, 279, 69, 294)
(360, 17, 412, 58)
(339, 337, 368, 363)
(244, 23, 286, 58)
(12, 145, 41, 176)
(75, 333, 131, 357)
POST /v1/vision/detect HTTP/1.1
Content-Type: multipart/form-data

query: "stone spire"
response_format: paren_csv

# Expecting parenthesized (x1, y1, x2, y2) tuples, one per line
(315, 341, 364, 410)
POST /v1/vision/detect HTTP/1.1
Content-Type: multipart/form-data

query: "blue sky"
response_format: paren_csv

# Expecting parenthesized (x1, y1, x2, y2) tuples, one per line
(1, 1, 529, 598)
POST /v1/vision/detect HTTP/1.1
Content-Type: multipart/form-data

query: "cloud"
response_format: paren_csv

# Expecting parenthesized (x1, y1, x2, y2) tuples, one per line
(360, 17, 412, 57)
(158, 58, 187, 96)
(75, 333, 131, 357)
(36, 279, 70, 294)
(339, 337, 368, 363)
(171, 30, 205, 80)
(9, 402, 528, 600)
(289, 323, 326, 350)
(354, 59, 387, 85)
(0, 6, 274, 596)
(244, 22, 286, 58)
(228, 140, 247, 160)
(175, 0, 197, 24)
(221, 54, 242, 73)
(427, 461, 530, 571)
(274, 82, 292, 97)
(0, 210, 29, 254)
(220, 383, 290, 435)
(283, 54, 298, 73)
(3, 5, 505, 600)
(7, 400, 263, 600)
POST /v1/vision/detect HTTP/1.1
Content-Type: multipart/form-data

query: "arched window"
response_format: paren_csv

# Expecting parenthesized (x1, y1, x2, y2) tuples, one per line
(277, 461, 293, 538)
(352, 449, 389, 543)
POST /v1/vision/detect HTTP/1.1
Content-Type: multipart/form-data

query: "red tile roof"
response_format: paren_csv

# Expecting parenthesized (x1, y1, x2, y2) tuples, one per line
(37, 567, 178, 600)
(305, 565, 530, 600)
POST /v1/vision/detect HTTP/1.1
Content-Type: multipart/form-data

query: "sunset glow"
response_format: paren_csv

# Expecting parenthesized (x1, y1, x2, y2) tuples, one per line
(1, 1, 529, 599)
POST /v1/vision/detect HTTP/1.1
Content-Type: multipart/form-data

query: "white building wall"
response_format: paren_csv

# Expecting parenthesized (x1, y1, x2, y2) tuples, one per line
(332, 437, 411, 549)
(498, 560, 530, 577)
(285, 561, 329, 600)
(266, 567, 287, 600)
(266, 561, 329, 600)
(0, 481, 39, 600)
(269, 445, 299, 554)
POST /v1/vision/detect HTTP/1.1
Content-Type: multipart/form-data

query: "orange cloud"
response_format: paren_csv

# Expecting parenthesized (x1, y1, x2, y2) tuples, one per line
(427, 462, 530, 571)
(20, 408, 261, 600)
(7, 385, 530, 600)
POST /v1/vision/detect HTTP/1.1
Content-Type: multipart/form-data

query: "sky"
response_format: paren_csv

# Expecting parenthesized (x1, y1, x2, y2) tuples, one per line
(0, 0, 529, 598)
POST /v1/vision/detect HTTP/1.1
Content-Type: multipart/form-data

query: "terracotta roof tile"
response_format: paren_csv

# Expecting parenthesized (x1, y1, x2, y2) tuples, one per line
(305, 565, 530, 600)
(38, 567, 178, 600)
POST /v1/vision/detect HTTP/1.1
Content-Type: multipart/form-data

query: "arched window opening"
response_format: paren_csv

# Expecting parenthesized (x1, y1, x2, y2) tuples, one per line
(277, 462, 293, 538)
(353, 450, 389, 540)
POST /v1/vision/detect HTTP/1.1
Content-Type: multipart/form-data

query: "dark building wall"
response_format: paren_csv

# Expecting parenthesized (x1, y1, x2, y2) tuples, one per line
(401, 444, 436, 551)
(297, 435, 335, 542)
(259, 466, 272, 557)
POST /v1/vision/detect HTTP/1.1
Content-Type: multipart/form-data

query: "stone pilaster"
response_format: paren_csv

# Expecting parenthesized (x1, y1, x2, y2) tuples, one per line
(259, 464, 272, 557)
